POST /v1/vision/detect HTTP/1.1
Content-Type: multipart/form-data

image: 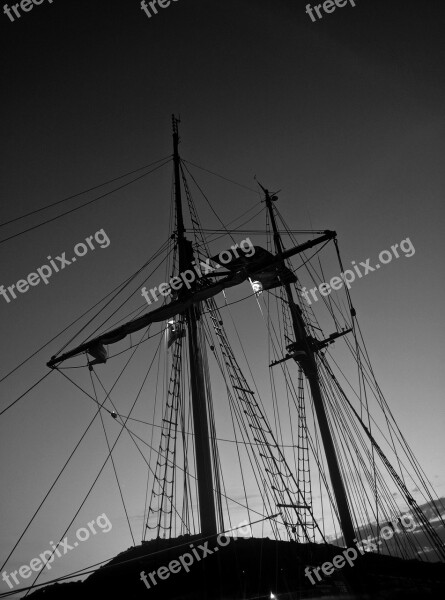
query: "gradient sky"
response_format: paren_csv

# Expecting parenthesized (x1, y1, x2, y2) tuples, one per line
(1, 0, 445, 595)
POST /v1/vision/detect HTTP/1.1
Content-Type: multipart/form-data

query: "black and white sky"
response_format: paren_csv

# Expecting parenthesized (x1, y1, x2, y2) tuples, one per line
(1, 0, 445, 592)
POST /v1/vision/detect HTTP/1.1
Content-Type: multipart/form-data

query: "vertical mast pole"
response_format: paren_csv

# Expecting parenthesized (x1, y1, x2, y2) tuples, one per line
(172, 116, 218, 537)
(172, 116, 186, 266)
(263, 187, 355, 547)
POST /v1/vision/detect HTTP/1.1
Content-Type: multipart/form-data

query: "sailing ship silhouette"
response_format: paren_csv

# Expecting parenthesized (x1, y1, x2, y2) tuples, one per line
(2, 117, 444, 600)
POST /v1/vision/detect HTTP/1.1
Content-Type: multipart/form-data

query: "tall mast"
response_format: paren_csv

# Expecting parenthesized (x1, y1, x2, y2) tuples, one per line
(172, 117, 186, 262)
(263, 186, 356, 547)
(171, 116, 218, 536)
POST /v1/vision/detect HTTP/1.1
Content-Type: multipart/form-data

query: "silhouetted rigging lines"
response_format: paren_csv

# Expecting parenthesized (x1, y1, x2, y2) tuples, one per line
(0, 157, 172, 245)
(2, 130, 445, 600)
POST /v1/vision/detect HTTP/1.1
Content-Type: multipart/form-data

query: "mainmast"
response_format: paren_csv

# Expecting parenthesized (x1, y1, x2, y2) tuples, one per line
(263, 186, 356, 548)
(171, 116, 218, 537)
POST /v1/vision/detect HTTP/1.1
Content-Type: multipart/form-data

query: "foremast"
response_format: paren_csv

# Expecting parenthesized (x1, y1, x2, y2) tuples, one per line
(172, 116, 218, 537)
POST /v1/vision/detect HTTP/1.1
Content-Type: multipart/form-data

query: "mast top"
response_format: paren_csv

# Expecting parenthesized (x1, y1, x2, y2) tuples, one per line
(255, 178, 279, 202)
(172, 114, 181, 137)
(172, 114, 186, 246)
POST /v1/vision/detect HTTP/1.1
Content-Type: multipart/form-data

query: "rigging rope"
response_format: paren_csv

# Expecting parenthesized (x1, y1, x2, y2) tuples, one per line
(182, 158, 259, 195)
(0, 382, 112, 575)
(0, 159, 171, 246)
(22, 331, 162, 594)
(0, 370, 53, 417)
(0, 156, 172, 229)
(0, 514, 277, 599)
(0, 239, 166, 388)
(53, 239, 171, 356)
(89, 368, 136, 546)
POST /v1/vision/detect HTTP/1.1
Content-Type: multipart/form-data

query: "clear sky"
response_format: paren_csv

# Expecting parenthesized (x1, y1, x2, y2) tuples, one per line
(1, 0, 445, 594)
